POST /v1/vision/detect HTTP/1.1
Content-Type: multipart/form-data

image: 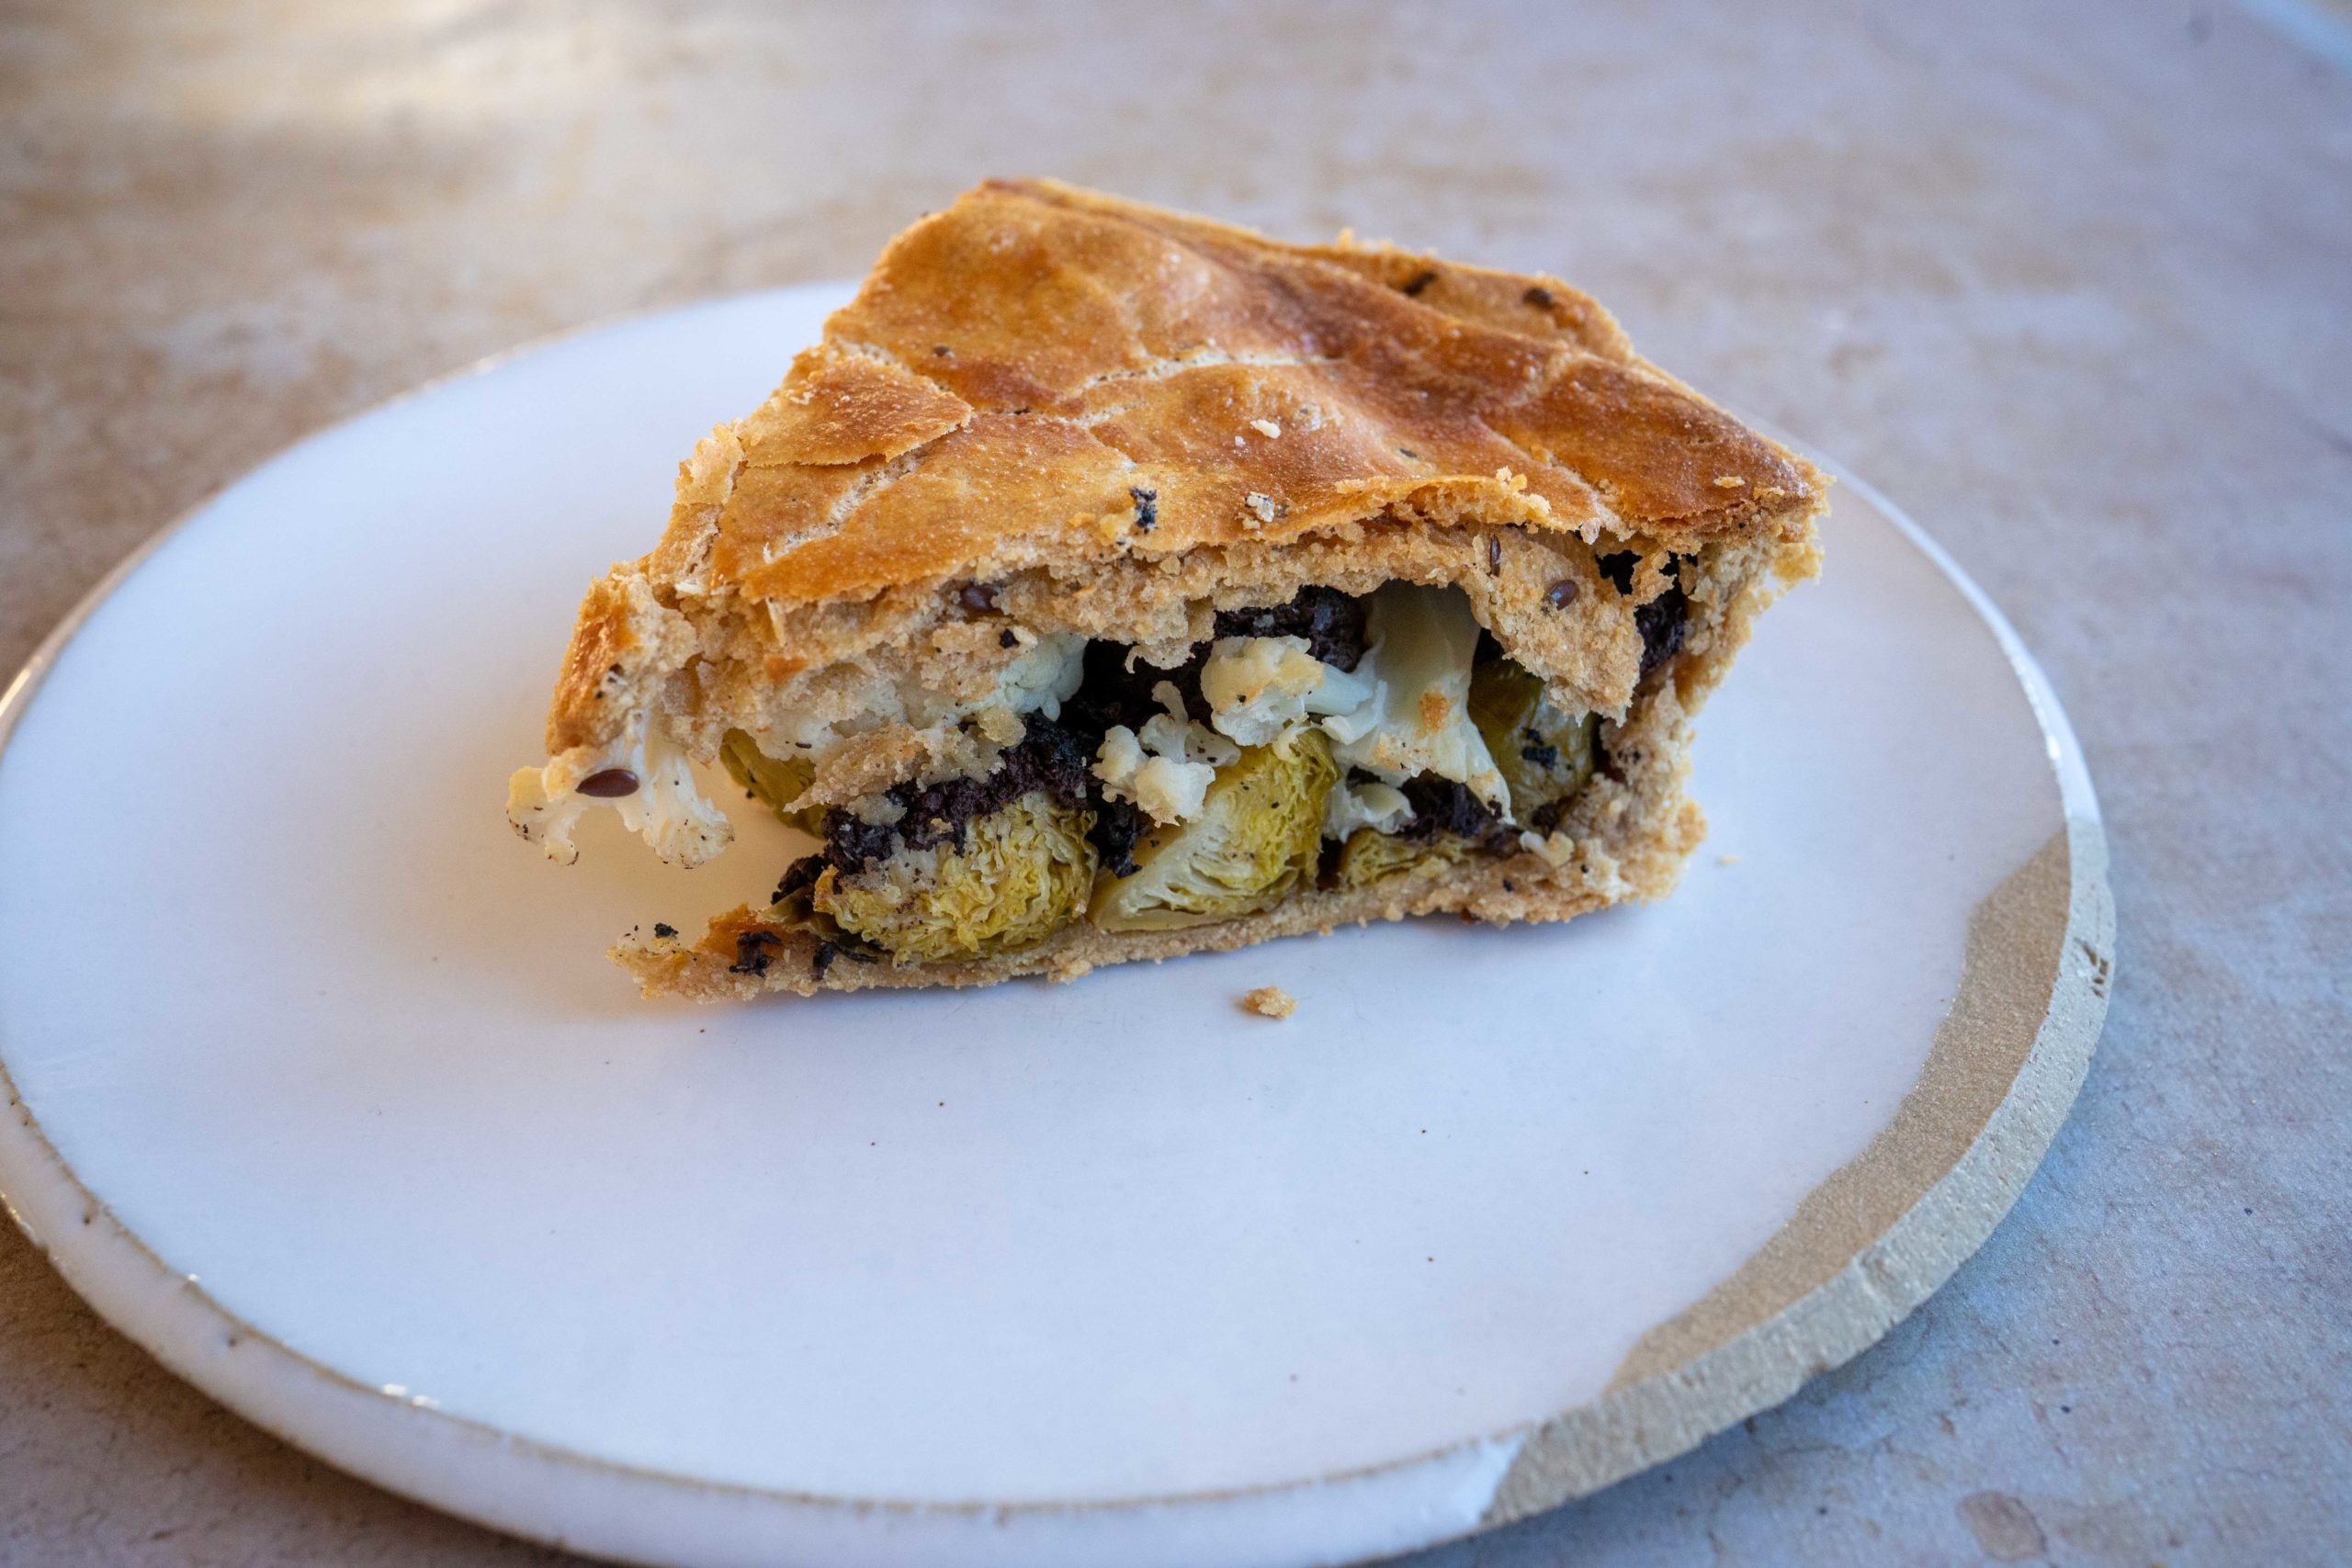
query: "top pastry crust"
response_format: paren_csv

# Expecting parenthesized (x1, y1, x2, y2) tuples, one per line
(689, 177, 1810, 578)
(542, 182, 1821, 816)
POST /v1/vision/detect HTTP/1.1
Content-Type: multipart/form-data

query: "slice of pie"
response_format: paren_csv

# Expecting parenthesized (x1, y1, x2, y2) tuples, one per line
(506, 179, 1826, 998)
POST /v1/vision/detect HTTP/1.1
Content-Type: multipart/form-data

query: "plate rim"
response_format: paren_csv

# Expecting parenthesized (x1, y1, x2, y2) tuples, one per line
(0, 284, 2113, 1565)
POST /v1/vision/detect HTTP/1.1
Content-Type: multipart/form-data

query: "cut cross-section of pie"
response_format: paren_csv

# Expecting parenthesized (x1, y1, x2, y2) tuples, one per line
(505, 179, 1827, 998)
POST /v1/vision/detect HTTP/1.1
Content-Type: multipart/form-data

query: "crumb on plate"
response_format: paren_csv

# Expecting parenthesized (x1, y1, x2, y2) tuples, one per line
(1243, 985, 1297, 1020)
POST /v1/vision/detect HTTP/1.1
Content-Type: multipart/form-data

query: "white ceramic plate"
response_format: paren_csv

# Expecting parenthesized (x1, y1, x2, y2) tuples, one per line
(0, 285, 2110, 1568)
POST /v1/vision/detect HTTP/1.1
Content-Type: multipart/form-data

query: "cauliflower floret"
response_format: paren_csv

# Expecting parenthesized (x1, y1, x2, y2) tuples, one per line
(1093, 681, 1241, 825)
(507, 721, 733, 867)
(521, 635, 1090, 872)
(1198, 635, 1374, 746)
(1323, 775, 1413, 840)
(1092, 725, 1211, 824)
(1010, 631, 1091, 717)
(505, 768, 589, 861)
(1316, 583, 1507, 808)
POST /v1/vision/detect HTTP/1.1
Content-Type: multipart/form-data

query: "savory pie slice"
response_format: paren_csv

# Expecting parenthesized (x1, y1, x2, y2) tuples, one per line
(507, 179, 1826, 998)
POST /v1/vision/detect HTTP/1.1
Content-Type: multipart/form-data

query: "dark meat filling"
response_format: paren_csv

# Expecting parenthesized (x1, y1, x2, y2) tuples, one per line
(773, 855, 823, 905)
(1526, 796, 1573, 838)
(1395, 774, 1518, 852)
(1087, 797, 1146, 879)
(1062, 584, 1370, 735)
(809, 719, 1097, 877)
(1634, 589, 1688, 675)
(1209, 585, 1369, 671)
(1599, 550, 1690, 677)
(1060, 637, 1198, 733)
(729, 929, 783, 976)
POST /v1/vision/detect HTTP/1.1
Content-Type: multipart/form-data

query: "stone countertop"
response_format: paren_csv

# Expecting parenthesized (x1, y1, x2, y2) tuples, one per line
(2, 3, 2346, 1563)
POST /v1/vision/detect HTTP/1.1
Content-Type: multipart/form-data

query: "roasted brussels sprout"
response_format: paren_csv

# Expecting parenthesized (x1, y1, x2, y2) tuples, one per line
(813, 791, 1096, 963)
(1330, 827, 1476, 891)
(1467, 660, 1598, 826)
(719, 728, 820, 831)
(1090, 729, 1337, 931)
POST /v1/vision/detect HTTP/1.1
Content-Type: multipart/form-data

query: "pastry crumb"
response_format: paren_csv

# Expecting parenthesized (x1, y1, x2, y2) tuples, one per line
(1242, 985, 1296, 1020)
(1250, 417, 1282, 438)
(1717, 852, 1740, 865)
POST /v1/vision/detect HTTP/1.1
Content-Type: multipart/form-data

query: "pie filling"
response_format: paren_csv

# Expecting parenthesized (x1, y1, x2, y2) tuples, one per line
(510, 555, 1694, 973)
(841, 570, 1679, 967)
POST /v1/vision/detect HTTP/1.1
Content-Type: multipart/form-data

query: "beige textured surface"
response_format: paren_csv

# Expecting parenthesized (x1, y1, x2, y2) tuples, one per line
(2, 3, 2346, 1564)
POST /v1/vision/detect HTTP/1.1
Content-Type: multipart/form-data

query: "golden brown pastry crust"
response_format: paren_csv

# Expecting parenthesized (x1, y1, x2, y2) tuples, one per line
(546, 178, 1820, 757)
(517, 180, 1827, 998)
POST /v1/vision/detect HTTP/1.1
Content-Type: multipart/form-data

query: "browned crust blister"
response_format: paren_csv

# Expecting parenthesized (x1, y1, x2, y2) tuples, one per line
(527, 179, 1826, 999)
